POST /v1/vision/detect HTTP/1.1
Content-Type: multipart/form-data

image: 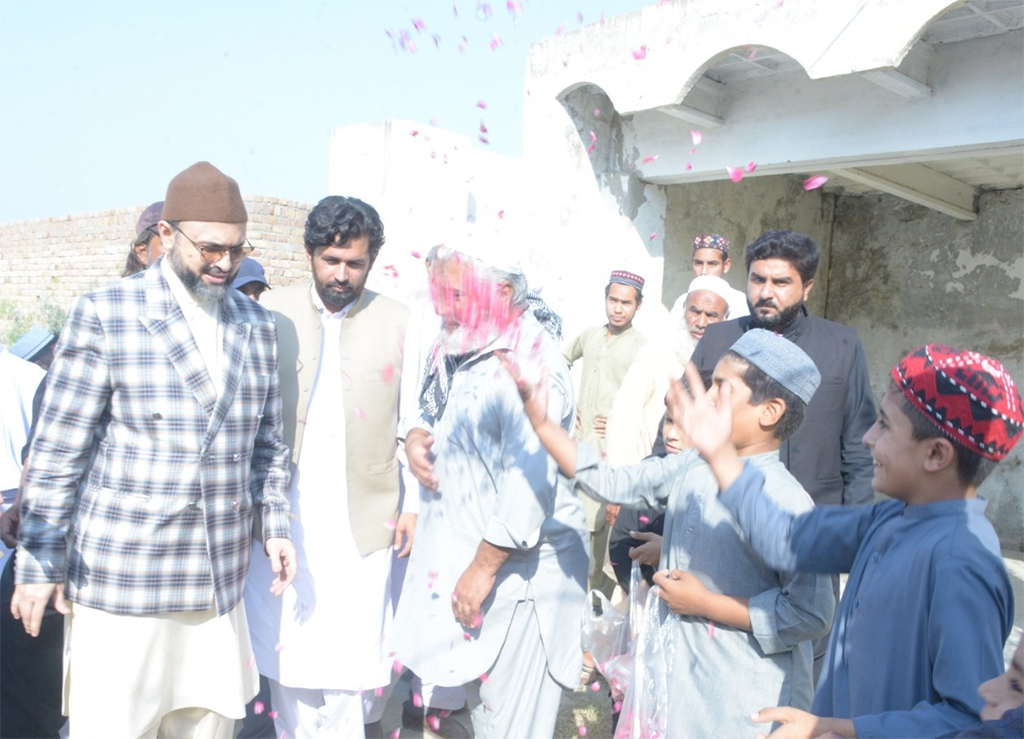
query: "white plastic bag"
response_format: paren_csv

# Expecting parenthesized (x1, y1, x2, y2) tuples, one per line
(614, 584, 670, 739)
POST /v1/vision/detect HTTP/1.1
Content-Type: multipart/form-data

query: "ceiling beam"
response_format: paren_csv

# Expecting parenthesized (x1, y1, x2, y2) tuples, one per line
(860, 41, 933, 99)
(830, 163, 978, 221)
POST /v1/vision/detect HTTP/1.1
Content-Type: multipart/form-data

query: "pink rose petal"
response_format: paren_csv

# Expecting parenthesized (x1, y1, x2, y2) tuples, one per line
(748, 48, 758, 60)
(479, 672, 490, 682)
(254, 701, 265, 715)
(479, 135, 490, 145)
(384, 519, 397, 531)
(410, 130, 419, 138)
(690, 130, 703, 145)
(393, 659, 404, 673)
(391, 730, 401, 739)
(411, 250, 422, 259)
(593, 108, 601, 117)
(489, 32, 503, 51)
(497, 210, 505, 219)
(631, 45, 647, 60)
(476, 100, 488, 110)
(803, 174, 829, 190)
(579, 728, 588, 737)
(472, 612, 483, 628)
(427, 716, 441, 732)
(269, 711, 278, 719)
(506, 0, 523, 14)
(411, 18, 426, 32)
(649, 232, 658, 241)
(642, 155, 659, 164)
(745, 161, 757, 173)
(727, 166, 745, 183)
(412, 692, 423, 708)
(375, 686, 384, 697)
(380, 363, 396, 383)
(356, 408, 368, 420)
(685, 163, 693, 170)
(591, 681, 601, 692)
(639, 515, 650, 524)
(613, 700, 623, 713)
(589, 130, 597, 143)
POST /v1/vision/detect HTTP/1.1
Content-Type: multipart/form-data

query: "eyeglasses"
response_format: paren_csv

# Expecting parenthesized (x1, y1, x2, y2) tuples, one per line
(175, 226, 254, 262)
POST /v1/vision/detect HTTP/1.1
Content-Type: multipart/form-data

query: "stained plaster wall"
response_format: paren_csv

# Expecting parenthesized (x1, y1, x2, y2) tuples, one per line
(828, 188, 1024, 550)
(662, 175, 836, 312)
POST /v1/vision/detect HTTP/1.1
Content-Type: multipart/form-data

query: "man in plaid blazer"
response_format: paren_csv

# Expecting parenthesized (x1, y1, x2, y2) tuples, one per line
(11, 162, 297, 738)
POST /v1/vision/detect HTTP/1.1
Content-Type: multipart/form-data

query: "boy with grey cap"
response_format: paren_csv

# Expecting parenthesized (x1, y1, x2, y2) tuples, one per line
(507, 328, 835, 738)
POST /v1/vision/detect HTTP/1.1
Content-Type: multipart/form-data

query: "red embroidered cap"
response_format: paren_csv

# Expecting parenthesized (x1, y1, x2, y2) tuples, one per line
(892, 344, 1024, 461)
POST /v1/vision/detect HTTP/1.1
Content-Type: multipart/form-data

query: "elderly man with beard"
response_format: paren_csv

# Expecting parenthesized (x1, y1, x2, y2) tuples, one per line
(395, 237, 589, 738)
(12, 161, 296, 738)
(689, 229, 875, 680)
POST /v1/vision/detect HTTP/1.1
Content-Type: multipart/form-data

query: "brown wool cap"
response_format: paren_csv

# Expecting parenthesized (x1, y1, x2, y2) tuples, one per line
(161, 162, 247, 224)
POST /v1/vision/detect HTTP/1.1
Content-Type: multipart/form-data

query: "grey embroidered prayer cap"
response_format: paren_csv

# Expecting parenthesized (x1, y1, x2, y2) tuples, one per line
(728, 329, 821, 403)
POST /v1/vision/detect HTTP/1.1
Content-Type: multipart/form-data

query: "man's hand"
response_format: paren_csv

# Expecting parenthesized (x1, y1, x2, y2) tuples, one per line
(265, 538, 297, 596)
(394, 512, 417, 558)
(497, 353, 550, 431)
(0, 501, 21, 549)
(748, 707, 856, 739)
(628, 530, 662, 567)
(652, 568, 709, 616)
(604, 504, 620, 526)
(11, 583, 70, 637)
(592, 415, 607, 439)
(451, 563, 495, 630)
(406, 428, 439, 491)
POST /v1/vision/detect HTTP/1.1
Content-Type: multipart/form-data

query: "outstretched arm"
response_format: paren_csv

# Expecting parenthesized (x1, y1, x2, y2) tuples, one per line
(666, 362, 742, 488)
(499, 353, 578, 477)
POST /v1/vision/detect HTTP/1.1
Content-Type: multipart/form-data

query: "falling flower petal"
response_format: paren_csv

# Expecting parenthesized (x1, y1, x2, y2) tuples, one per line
(269, 711, 278, 720)
(427, 716, 441, 732)
(479, 672, 490, 682)
(412, 692, 423, 708)
(463, 632, 472, 640)
(587, 143, 596, 154)
(631, 45, 647, 60)
(613, 701, 623, 713)
(411, 250, 422, 259)
(432, 33, 442, 48)
(411, 130, 419, 138)
(391, 730, 401, 739)
(639, 515, 650, 524)
(745, 161, 757, 173)
(748, 48, 758, 60)
(649, 232, 658, 241)
(384, 519, 397, 531)
(479, 121, 488, 133)
(579, 728, 588, 737)
(489, 32, 503, 51)
(472, 613, 483, 628)
(727, 166, 745, 183)
(708, 620, 716, 639)
(476, 2, 493, 21)
(478, 135, 490, 144)
(685, 163, 693, 170)
(642, 155, 659, 164)
(506, 0, 523, 14)
(393, 659, 404, 673)
(589, 131, 597, 143)
(577, 11, 584, 23)
(375, 686, 385, 697)
(803, 174, 829, 190)
(593, 108, 601, 117)
(356, 408, 368, 420)
(254, 701, 265, 715)
(476, 100, 488, 110)
(591, 681, 601, 692)
(497, 210, 505, 219)
(690, 130, 703, 145)
(411, 18, 426, 32)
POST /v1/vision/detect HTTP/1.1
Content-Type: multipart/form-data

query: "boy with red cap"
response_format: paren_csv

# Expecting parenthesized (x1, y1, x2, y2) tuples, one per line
(670, 345, 1023, 738)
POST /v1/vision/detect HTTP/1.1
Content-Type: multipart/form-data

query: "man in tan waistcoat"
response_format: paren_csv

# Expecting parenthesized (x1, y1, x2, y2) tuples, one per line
(243, 195, 415, 738)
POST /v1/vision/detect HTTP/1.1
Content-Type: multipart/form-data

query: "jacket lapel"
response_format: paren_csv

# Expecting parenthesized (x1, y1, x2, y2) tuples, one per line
(205, 295, 251, 445)
(138, 265, 219, 416)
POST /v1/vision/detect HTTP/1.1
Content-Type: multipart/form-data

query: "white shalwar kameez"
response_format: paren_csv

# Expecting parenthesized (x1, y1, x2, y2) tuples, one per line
(245, 301, 394, 738)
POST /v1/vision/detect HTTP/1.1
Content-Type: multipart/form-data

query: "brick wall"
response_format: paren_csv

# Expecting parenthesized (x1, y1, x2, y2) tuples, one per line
(0, 195, 314, 342)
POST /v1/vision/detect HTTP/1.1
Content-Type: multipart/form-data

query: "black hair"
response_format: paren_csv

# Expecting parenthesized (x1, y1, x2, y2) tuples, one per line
(604, 282, 643, 302)
(744, 230, 820, 284)
(723, 351, 807, 440)
(304, 195, 385, 258)
(891, 381, 999, 487)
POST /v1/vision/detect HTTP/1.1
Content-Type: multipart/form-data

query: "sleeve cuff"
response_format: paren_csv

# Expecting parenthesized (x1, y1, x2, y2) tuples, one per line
(747, 588, 787, 654)
(260, 506, 291, 542)
(13, 544, 64, 585)
(483, 516, 540, 551)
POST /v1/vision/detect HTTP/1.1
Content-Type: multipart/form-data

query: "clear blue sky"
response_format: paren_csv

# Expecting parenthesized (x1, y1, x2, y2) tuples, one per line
(0, 0, 652, 222)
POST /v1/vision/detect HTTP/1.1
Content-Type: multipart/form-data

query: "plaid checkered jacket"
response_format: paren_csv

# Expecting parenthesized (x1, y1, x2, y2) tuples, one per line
(16, 265, 292, 616)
